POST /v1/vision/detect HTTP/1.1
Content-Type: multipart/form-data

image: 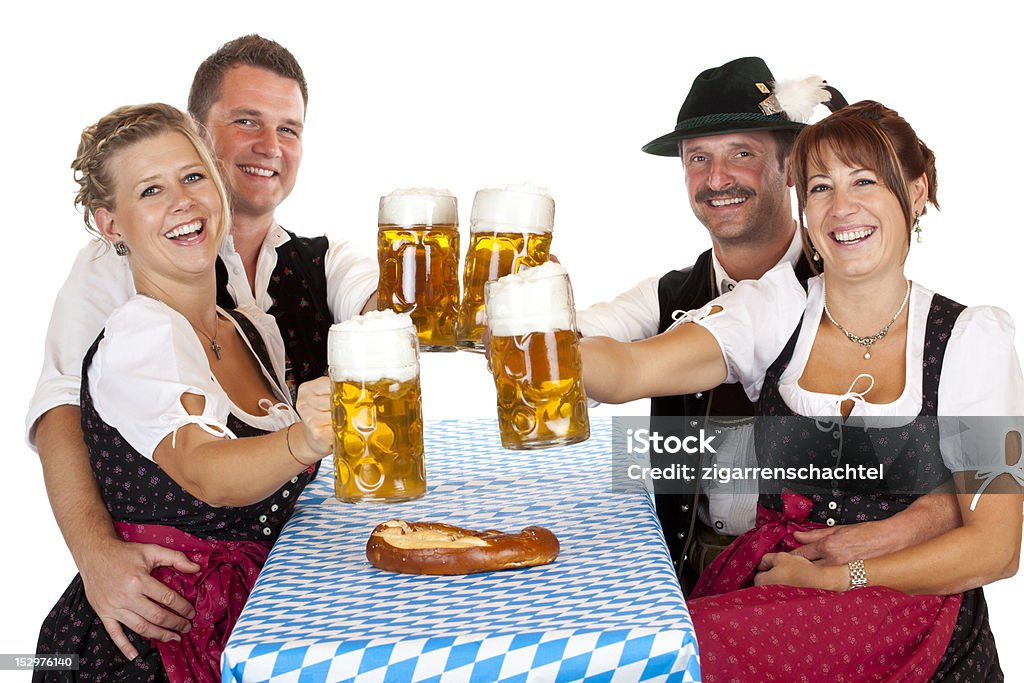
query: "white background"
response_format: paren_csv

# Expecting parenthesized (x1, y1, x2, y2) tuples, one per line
(2, 0, 1022, 678)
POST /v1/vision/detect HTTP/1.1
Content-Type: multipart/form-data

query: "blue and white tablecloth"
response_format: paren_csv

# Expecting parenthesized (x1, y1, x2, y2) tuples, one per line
(222, 418, 700, 682)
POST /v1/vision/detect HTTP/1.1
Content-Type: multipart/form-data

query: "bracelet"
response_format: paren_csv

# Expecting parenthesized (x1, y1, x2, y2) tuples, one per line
(848, 559, 868, 590)
(285, 423, 311, 469)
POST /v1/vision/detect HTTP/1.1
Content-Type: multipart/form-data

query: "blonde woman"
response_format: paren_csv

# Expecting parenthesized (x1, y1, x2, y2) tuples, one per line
(35, 104, 333, 682)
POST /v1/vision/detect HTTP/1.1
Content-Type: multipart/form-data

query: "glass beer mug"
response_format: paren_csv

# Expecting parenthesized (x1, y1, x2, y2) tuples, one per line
(328, 311, 426, 503)
(377, 187, 461, 351)
(485, 262, 590, 450)
(457, 183, 554, 350)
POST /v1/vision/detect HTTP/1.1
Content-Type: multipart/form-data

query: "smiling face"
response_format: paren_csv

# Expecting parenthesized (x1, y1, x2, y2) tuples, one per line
(202, 65, 305, 229)
(680, 131, 790, 246)
(95, 131, 225, 289)
(804, 147, 926, 282)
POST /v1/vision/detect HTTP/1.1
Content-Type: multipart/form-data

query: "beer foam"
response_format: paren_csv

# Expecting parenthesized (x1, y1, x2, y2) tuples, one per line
(485, 261, 574, 336)
(379, 187, 458, 227)
(470, 182, 554, 233)
(328, 310, 419, 382)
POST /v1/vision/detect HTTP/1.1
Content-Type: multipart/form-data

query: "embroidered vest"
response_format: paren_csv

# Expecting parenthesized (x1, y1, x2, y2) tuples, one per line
(217, 230, 333, 392)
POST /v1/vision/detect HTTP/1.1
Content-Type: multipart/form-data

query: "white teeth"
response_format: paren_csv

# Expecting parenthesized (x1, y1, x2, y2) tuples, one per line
(834, 227, 876, 242)
(709, 197, 747, 207)
(164, 220, 203, 239)
(240, 165, 275, 177)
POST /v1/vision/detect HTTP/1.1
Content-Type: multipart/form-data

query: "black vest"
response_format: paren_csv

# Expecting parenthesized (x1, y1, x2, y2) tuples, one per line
(650, 247, 818, 569)
(216, 230, 333, 391)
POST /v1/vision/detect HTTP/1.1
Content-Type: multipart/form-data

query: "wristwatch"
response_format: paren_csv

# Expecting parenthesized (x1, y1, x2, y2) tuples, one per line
(848, 559, 868, 590)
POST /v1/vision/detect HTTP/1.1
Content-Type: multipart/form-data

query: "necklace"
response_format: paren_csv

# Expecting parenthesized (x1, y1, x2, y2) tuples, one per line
(138, 292, 222, 360)
(823, 280, 911, 360)
(193, 322, 223, 360)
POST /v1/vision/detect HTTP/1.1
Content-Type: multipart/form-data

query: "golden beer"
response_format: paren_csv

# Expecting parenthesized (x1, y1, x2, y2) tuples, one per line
(332, 376, 426, 503)
(457, 231, 552, 349)
(490, 329, 589, 449)
(486, 263, 589, 450)
(328, 310, 425, 503)
(458, 184, 556, 350)
(377, 225, 461, 350)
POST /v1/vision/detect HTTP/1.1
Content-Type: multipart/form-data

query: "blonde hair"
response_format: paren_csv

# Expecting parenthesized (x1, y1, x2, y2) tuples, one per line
(72, 103, 230, 243)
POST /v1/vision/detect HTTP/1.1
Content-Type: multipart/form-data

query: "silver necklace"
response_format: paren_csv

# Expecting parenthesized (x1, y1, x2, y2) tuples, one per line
(139, 292, 222, 360)
(822, 280, 911, 360)
(193, 323, 223, 361)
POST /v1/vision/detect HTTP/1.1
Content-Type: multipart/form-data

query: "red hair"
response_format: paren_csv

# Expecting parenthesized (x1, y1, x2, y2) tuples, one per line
(791, 100, 938, 239)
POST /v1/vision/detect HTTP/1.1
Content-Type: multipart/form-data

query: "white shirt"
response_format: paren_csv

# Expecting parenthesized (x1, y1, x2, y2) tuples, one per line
(576, 228, 805, 341)
(25, 223, 377, 447)
(217, 223, 377, 317)
(710, 225, 804, 297)
(691, 264, 1024, 474)
(576, 229, 805, 534)
(91, 298, 297, 459)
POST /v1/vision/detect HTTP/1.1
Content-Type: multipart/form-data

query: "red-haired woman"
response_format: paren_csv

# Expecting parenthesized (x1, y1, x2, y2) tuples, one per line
(583, 101, 1022, 680)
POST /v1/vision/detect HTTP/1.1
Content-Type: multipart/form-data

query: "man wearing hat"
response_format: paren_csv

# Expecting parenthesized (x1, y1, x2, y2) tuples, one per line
(577, 57, 957, 591)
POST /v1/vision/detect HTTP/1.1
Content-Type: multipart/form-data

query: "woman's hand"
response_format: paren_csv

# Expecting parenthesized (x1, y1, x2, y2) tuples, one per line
(294, 376, 334, 460)
(754, 552, 847, 591)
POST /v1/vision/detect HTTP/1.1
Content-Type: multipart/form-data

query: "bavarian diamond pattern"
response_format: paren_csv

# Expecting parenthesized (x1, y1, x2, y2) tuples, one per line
(222, 418, 700, 682)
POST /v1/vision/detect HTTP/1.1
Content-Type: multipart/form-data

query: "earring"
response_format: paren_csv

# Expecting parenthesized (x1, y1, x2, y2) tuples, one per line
(913, 213, 923, 243)
(114, 240, 129, 257)
(812, 247, 820, 263)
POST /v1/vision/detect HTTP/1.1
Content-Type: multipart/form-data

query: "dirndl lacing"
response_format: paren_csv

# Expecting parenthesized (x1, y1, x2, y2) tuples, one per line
(165, 414, 237, 448)
(968, 451, 1024, 511)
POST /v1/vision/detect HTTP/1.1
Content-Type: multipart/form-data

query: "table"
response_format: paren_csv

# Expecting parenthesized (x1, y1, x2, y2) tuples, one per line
(221, 418, 700, 682)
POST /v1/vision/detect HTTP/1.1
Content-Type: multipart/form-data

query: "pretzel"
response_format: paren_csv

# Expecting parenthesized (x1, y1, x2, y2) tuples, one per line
(366, 519, 560, 575)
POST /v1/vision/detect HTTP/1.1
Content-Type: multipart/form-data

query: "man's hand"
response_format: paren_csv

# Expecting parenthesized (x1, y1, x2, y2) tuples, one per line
(36, 406, 199, 661)
(790, 523, 884, 565)
(360, 291, 379, 314)
(790, 494, 962, 565)
(78, 538, 199, 660)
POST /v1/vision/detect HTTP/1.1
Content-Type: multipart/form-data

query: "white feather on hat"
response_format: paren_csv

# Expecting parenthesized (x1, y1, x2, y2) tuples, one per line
(773, 76, 833, 123)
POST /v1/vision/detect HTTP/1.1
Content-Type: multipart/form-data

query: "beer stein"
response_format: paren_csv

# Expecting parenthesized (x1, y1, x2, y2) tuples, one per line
(329, 311, 426, 503)
(457, 183, 554, 350)
(377, 188, 460, 351)
(485, 262, 590, 450)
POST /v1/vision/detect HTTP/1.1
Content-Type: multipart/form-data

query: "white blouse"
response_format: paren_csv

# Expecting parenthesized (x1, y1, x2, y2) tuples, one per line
(680, 264, 1024, 492)
(89, 297, 299, 460)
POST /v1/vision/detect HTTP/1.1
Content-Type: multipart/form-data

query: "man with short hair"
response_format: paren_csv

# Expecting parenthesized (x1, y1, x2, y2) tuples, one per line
(578, 57, 958, 590)
(28, 35, 376, 659)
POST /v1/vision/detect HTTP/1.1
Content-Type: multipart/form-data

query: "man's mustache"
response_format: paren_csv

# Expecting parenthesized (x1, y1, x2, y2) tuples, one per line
(695, 186, 756, 203)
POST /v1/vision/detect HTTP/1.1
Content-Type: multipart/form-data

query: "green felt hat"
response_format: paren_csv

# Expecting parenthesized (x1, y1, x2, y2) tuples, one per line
(642, 57, 838, 157)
